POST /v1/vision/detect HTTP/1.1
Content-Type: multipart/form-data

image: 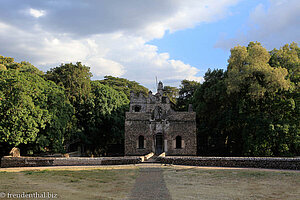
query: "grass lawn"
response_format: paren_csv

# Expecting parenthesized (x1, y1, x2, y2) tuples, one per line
(0, 168, 138, 200)
(163, 167, 300, 200)
(0, 166, 299, 199)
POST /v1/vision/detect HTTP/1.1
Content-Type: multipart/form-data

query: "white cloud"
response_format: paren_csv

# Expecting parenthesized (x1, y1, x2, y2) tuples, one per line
(87, 57, 125, 77)
(29, 8, 45, 18)
(215, 0, 300, 50)
(0, 0, 240, 89)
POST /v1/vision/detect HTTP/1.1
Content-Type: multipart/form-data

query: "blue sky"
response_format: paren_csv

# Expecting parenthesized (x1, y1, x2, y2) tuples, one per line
(0, 0, 299, 90)
(149, 0, 271, 77)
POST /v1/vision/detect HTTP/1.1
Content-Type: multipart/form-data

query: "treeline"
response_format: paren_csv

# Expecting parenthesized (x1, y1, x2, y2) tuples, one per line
(161, 42, 299, 156)
(0, 58, 147, 157)
(0, 42, 299, 157)
(190, 42, 299, 156)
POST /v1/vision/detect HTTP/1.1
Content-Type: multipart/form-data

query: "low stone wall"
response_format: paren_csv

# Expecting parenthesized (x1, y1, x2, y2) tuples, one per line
(1, 156, 141, 168)
(157, 156, 300, 170)
(2, 156, 299, 170)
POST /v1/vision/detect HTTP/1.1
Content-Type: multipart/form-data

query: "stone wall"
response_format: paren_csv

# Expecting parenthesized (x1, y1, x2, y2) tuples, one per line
(125, 113, 151, 121)
(156, 156, 300, 170)
(125, 111, 197, 156)
(1, 156, 141, 168)
(164, 114, 197, 156)
(125, 118, 153, 155)
(2, 155, 299, 170)
(166, 112, 196, 121)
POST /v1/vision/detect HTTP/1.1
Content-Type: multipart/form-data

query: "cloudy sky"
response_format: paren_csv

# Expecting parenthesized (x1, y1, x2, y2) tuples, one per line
(0, 0, 299, 90)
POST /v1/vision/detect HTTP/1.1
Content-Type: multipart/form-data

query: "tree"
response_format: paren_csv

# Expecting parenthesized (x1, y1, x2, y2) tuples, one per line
(45, 62, 93, 148)
(268, 43, 300, 156)
(177, 79, 200, 111)
(163, 86, 179, 105)
(0, 55, 14, 65)
(84, 81, 129, 155)
(269, 42, 300, 85)
(226, 42, 290, 99)
(0, 55, 43, 75)
(99, 76, 148, 98)
(0, 70, 73, 154)
(46, 62, 92, 105)
(193, 42, 299, 156)
(225, 42, 298, 156)
(192, 69, 231, 155)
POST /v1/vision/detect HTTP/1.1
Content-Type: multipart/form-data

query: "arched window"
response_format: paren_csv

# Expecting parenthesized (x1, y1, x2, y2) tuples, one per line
(176, 136, 182, 149)
(138, 135, 144, 149)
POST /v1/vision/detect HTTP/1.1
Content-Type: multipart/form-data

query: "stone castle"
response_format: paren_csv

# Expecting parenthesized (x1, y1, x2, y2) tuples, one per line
(125, 81, 197, 156)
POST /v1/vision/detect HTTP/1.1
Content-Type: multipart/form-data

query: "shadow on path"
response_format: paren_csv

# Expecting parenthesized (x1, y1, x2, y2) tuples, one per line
(129, 168, 172, 200)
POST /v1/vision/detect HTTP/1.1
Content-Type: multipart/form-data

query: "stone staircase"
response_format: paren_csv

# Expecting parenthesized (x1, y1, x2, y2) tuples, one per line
(140, 152, 165, 164)
(142, 155, 159, 163)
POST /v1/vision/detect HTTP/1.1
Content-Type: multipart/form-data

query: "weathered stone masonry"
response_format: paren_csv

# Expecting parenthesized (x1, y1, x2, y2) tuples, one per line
(125, 81, 197, 156)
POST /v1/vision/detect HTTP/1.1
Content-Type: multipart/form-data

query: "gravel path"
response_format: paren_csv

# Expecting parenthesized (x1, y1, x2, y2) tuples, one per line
(129, 168, 172, 200)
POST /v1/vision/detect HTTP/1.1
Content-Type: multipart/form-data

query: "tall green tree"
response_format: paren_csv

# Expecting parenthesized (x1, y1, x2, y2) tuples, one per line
(269, 42, 300, 85)
(226, 42, 290, 99)
(192, 69, 231, 155)
(177, 79, 200, 111)
(193, 42, 299, 156)
(0, 69, 73, 154)
(99, 76, 148, 98)
(46, 62, 92, 104)
(45, 62, 93, 147)
(0, 55, 43, 75)
(84, 81, 129, 155)
(225, 42, 298, 156)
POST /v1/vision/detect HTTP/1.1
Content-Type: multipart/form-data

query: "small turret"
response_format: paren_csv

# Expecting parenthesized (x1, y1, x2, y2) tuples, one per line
(157, 81, 163, 95)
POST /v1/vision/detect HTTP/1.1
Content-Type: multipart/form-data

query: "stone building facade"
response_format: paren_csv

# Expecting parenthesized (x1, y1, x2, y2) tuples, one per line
(125, 81, 197, 156)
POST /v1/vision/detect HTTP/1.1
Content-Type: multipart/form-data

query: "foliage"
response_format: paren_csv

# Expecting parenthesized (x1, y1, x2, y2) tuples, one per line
(177, 79, 200, 111)
(163, 86, 179, 104)
(84, 81, 129, 155)
(46, 62, 92, 105)
(0, 64, 7, 71)
(99, 76, 148, 98)
(269, 42, 300, 85)
(1, 42, 299, 157)
(45, 62, 93, 151)
(227, 42, 290, 100)
(192, 69, 230, 155)
(0, 69, 73, 153)
(0, 55, 43, 75)
(193, 42, 299, 156)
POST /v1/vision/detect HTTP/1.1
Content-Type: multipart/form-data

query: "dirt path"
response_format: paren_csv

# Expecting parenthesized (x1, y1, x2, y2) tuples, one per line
(129, 167, 172, 200)
(1, 163, 299, 173)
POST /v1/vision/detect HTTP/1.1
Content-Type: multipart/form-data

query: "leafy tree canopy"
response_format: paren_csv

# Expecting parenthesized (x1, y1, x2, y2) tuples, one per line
(46, 62, 92, 104)
(84, 81, 129, 155)
(226, 42, 291, 99)
(0, 55, 43, 75)
(177, 79, 200, 111)
(269, 42, 300, 85)
(163, 85, 179, 105)
(99, 76, 148, 98)
(0, 70, 73, 152)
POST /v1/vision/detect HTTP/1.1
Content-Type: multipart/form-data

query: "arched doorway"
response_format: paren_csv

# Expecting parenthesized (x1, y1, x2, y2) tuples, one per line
(155, 133, 163, 155)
